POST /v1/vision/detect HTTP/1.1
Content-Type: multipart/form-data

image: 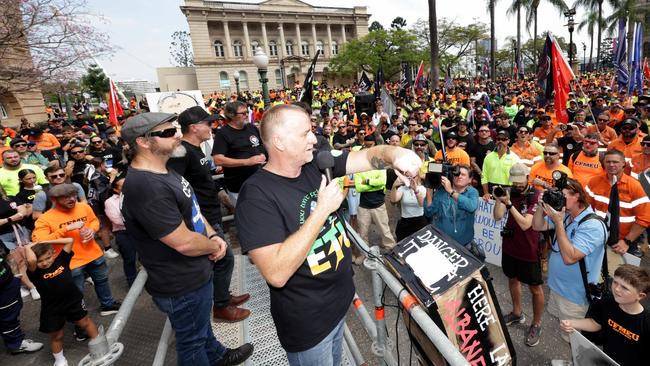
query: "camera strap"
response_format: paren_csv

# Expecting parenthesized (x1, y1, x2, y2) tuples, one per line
(576, 213, 609, 304)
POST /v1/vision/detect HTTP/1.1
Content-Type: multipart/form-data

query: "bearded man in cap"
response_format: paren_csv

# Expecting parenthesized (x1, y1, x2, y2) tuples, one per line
(168, 106, 251, 323)
(121, 113, 253, 366)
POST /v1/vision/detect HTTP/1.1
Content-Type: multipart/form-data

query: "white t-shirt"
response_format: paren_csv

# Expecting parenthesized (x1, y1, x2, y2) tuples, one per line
(398, 185, 426, 218)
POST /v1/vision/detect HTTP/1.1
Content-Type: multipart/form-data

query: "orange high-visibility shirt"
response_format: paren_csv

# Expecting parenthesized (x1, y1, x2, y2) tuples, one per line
(434, 147, 470, 166)
(585, 173, 650, 240)
(608, 135, 643, 165)
(630, 153, 650, 180)
(511, 141, 542, 167)
(568, 151, 603, 188)
(528, 161, 573, 189)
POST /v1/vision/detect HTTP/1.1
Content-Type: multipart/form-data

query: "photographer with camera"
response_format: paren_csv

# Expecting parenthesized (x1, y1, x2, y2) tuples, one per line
(425, 164, 479, 258)
(492, 163, 545, 347)
(532, 178, 607, 342)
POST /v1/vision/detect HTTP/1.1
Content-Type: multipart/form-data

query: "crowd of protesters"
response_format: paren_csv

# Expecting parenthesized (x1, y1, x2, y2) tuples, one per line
(0, 70, 649, 366)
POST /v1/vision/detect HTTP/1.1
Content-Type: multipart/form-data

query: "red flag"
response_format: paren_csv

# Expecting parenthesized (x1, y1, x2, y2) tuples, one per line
(550, 37, 575, 123)
(643, 57, 650, 81)
(414, 61, 425, 95)
(108, 79, 123, 126)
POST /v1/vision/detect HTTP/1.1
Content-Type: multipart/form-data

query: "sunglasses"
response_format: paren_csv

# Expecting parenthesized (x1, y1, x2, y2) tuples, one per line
(544, 151, 559, 156)
(597, 118, 609, 122)
(642, 143, 650, 147)
(91, 140, 102, 144)
(621, 126, 637, 131)
(496, 137, 509, 141)
(147, 127, 179, 138)
(408, 123, 417, 127)
(70, 150, 84, 155)
(479, 129, 490, 133)
(12, 143, 26, 147)
(414, 143, 427, 147)
(583, 140, 598, 145)
(48, 173, 66, 179)
(518, 130, 529, 134)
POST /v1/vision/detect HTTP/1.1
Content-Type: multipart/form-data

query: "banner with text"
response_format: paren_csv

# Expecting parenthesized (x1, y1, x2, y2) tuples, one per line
(473, 199, 507, 267)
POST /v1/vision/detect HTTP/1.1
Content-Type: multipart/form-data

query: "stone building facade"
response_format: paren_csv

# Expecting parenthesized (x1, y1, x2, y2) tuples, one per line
(180, 0, 370, 93)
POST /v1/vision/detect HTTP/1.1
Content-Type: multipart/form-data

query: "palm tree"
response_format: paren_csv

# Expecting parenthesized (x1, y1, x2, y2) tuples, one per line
(489, 0, 497, 78)
(523, 0, 569, 60)
(578, 10, 603, 69)
(507, 0, 524, 73)
(428, 0, 439, 86)
(575, 0, 620, 70)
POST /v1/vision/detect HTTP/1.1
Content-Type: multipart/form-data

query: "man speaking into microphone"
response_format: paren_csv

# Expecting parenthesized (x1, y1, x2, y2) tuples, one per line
(236, 104, 421, 365)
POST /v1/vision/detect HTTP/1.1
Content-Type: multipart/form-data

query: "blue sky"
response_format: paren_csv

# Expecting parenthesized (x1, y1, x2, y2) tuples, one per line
(88, 0, 598, 82)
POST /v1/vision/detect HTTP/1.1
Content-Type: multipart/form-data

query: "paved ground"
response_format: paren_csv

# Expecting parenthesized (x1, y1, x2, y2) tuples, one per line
(3, 212, 649, 366)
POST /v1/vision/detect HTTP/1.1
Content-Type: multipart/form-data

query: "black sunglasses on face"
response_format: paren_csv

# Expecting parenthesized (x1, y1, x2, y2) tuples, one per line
(92, 140, 102, 144)
(146, 127, 178, 138)
(544, 151, 559, 156)
(70, 150, 84, 155)
(13, 143, 26, 147)
(496, 138, 508, 141)
(48, 173, 66, 179)
(414, 143, 427, 147)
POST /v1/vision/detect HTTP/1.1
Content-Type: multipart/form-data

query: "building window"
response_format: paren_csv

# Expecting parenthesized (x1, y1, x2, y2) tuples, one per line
(301, 41, 310, 56)
(233, 40, 243, 57)
(238, 71, 249, 90)
(275, 69, 282, 86)
(331, 41, 338, 55)
(285, 41, 294, 56)
(219, 71, 230, 89)
(0, 103, 7, 119)
(269, 40, 278, 57)
(214, 40, 224, 57)
(251, 40, 260, 54)
(316, 40, 324, 54)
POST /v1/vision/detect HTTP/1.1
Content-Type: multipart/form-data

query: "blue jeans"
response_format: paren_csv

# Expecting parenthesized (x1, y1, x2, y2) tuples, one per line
(286, 318, 345, 366)
(152, 276, 227, 366)
(211, 223, 234, 308)
(71, 256, 116, 308)
(115, 231, 137, 287)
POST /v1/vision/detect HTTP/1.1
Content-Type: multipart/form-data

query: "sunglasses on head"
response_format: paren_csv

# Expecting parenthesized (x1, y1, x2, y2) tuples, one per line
(146, 127, 178, 138)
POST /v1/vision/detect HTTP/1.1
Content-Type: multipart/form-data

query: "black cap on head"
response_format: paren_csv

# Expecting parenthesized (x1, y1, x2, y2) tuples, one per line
(178, 106, 219, 128)
(9, 138, 26, 147)
(620, 118, 639, 127)
(496, 130, 510, 138)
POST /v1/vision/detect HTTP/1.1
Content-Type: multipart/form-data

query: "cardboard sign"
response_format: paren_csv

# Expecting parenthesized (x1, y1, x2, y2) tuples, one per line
(473, 199, 507, 266)
(145, 90, 204, 114)
(570, 331, 619, 366)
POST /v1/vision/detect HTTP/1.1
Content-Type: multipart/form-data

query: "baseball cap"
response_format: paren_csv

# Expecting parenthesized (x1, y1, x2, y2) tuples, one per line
(446, 131, 458, 139)
(620, 118, 639, 127)
(496, 130, 510, 137)
(178, 106, 220, 128)
(121, 112, 178, 146)
(509, 163, 530, 183)
(9, 138, 27, 147)
(642, 135, 650, 144)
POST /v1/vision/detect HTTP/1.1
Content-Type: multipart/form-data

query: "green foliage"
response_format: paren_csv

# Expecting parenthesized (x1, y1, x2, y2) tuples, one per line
(81, 64, 109, 101)
(390, 17, 407, 30)
(369, 21, 384, 32)
(169, 31, 194, 67)
(327, 29, 421, 79)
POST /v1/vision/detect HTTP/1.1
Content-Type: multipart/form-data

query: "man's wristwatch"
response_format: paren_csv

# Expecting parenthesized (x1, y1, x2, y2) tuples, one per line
(505, 203, 513, 210)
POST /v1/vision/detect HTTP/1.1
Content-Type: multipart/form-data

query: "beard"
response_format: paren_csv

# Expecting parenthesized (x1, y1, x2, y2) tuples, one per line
(169, 144, 187, 158)
(150, 138, 185, 158)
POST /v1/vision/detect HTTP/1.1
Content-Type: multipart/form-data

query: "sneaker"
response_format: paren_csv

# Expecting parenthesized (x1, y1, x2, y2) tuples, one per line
(525, 323, 542, 347)
(20, 287, 30, 298)
(54, 358, 69, 366)
(100, 301, 121, 316)
(104, 248, 119, 259)
(74, 325, 89, 341)
(10, 339, 44, 354)
(30, 288, 40, 301)
(215, 343, 254, 366)
(502, 312, 526, 326)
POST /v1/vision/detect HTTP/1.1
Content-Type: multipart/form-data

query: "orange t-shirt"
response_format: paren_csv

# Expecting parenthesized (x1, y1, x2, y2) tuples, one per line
(529, 161, 573, 189)
(29, 132, 60, 151)
(32, 203, 102, 270)
(568, 151, 603, 188)
(511, 142, 542, 167)
(608, 136, 643, 164)
(533, 126, 554, 144)
(434, 147, 470, 166)
(630, 153, 650, 180)
(586, 125, 617, 146)
(607, 109, 625, 127)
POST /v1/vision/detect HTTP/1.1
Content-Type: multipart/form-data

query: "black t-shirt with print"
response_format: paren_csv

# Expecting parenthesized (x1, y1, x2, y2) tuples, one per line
(469, 140, 496, 171)
(168, 141, 222, 227)
(27, 250, 82, 307)
(122, 168, 212, 298)
(0, 198, 18, 235)
(211, 124, 265, 193)
(235, 151, 354, 352)
(588, 297, 650, 366)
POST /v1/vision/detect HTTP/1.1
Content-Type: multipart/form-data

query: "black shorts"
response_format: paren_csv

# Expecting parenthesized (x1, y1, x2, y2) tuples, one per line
(501, 252, 543, 286)
(39, 298, 88, 333)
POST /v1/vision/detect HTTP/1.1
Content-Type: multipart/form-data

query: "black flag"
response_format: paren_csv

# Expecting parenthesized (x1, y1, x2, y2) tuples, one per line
(398, 62, 412, 99)
(537, 35, 554, 102)
(299, 50, 321, 104)
(358, 72, 372, 92)
(373, 65, 385, 100)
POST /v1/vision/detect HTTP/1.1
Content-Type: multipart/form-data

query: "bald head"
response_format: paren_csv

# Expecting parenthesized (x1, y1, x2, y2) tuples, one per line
(260, 104, 310, 144)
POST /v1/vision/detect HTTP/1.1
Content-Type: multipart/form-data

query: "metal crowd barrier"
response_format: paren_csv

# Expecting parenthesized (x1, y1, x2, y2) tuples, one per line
(345, 222, 470, 366)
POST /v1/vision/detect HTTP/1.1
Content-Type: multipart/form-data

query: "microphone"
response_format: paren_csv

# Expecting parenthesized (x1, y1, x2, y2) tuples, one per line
(316, 151, 335, 183)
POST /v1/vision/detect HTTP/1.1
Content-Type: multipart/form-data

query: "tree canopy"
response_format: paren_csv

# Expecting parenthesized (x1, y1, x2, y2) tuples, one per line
(169, 31, 194, 67)
(81, 64, 109, 101)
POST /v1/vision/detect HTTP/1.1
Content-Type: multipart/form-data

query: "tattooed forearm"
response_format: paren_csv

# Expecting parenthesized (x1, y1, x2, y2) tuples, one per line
(370, 156, 388, 169)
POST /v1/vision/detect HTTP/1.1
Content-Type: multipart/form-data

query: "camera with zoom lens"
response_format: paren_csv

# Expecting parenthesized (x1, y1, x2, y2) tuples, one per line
(500, 228, 514, 238)
(493, 185, 507, 198)
(425, 161, 460, 188)
(541, 170, 569, 211)
(587, 282, 609, 302)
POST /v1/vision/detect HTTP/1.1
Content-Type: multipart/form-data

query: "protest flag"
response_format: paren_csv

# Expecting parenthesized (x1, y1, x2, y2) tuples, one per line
(108, 79, 123, 126)
(358, 71, 372, 92)
(414, 61, 425, 94)
(614, 18, 629, 92)
(398, 62, 412, 99)
(644, 57, 650, 81)
(628, 23, 643, 93)
(299, 50, 321, 104)
(536, 35, 553, 102)
(374, 65, 385, 101)
(550, 35, 575, 123)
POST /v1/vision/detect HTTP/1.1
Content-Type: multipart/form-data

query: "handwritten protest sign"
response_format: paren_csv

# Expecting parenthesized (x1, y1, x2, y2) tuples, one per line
(473, 199, 507, 266)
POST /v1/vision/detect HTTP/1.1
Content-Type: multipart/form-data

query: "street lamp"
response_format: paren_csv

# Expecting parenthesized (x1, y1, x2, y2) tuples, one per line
(233, 70, 241, 95)
(564, 7, 576, 68)
(252, 47, 270, 109)
(582, 42, 587, 71)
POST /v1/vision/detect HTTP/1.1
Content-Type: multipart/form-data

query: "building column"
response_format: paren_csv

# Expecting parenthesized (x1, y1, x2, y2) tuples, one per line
(261, 22, 269, 55)
(341, 24, 347, 44)
(326, 23, 333, 58)
(311, 23, 318, 56)
(279, 23, 286, 55)
(243, 21, 251, 59)
(223, 21, 233, 59)
(295, 23, 303, 56)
